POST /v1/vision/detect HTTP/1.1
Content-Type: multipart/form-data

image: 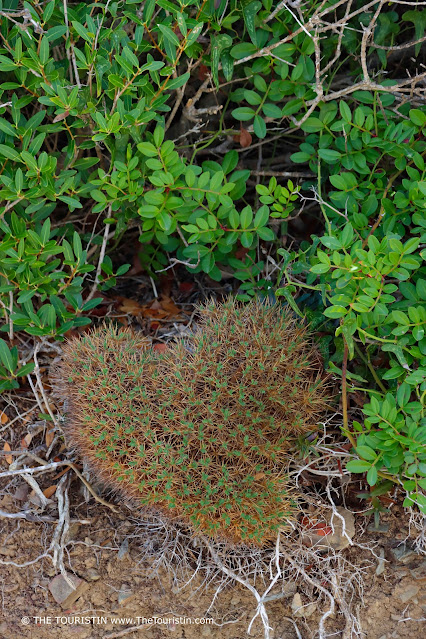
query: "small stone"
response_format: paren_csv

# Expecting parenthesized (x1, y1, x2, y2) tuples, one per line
(302, 507, 355, 551)
(376, 548, 386, 576)
(13, 484, 29, 501)
(410, 561, 426, 583)
(399, 585, 420, 603)
(391, 546, 418, 564)
(283, 581, 297, 598)
(303, 602, 317, 618)
(48, 572, 89, 608)
(86, 568, 101, 581)
(291, 593, 316, 618)
(292, 593, 304, 617)
(117, 538, 129, 560)
(118, 584, 133, 605)
(66, 523, 80, 542)
(394, 582, 420, 604)
(368, 523, 390, 533)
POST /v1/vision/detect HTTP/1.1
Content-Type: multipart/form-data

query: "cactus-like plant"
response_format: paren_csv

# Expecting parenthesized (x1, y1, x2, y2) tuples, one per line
(57, 298, 330, 545)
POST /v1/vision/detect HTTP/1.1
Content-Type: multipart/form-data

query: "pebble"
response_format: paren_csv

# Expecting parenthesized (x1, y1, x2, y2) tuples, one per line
(292, 592, 303, 617)
(399, 584, 420, 603)
(393, 581, 420, 603)
(118, 583, 133, 605)
(410, 561, 426, 583)
(117, 538, 129, 560)
(376, 548, 386, 576)
(86, 568, 101, 581)
(291, 592, 316, 618)
(48, 572, 89, 608)
(66, 522, 80, 541)
(303, 507, 356, 551)
(391, 546, 418, 564)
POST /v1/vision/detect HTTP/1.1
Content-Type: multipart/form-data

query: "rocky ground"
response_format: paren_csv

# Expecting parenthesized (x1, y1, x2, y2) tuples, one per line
(0, 491, 424, 639)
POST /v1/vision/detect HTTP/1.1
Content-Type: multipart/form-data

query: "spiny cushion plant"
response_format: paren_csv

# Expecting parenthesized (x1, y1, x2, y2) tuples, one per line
(57, 298, 329, 545)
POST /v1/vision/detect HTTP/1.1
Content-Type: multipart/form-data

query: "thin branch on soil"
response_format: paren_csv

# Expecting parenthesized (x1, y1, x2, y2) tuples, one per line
(0, 460, 118, 512)
(85, 216, 111, 304)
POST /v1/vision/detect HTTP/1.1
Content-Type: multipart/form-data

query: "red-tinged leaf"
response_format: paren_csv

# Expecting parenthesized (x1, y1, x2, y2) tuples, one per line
(153, 343, 167, 353)
(315, 526, 333, 536)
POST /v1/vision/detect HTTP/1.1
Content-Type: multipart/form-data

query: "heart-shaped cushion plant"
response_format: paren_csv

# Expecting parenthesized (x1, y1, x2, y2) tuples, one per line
(57, 298, 329, 545)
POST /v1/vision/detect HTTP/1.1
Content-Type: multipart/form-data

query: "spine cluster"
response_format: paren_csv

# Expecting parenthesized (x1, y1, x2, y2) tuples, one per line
(57, 298, 329, 545)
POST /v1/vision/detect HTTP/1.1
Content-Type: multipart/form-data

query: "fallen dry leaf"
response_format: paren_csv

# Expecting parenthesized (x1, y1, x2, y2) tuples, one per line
(118, 298, 145, 316)
(21, 433, 32, 449)
(45, 429, 55, 447)
(3, 442, 12, 465)
(52, 468, 71, 481)
(43, 485, 58, 499)
(155, 296, 181, 317)
(118, 296, 181, 320)
(239, 127, 252, 148)
(0, 412, 8, 425)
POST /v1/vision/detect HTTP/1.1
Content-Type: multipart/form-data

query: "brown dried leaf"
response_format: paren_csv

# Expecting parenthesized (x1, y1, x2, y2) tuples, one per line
(0, 412, 8, 424)
(53, 110, 69, 123)
(45, 429, 55, 447)
(21, 433, 32, 449)
(239, 127, 252, 148)
(43, 485, 58, 499)
(118, 298, 145, 316)
(3, 442, 12, 465)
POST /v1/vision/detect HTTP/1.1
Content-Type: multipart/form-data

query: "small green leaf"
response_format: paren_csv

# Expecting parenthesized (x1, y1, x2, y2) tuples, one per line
(346, 459, 372, 473)
(158, 24, 180, 47)
(0, 339, 14, 373)
(232, 107, 255, 121)
(242, 0, 261, 46)
(253, 114, 266, 138)
(137, 142, 158, 157)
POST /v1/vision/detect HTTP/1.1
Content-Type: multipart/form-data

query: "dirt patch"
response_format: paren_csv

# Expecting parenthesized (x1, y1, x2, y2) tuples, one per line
(0, 495, 425, 639)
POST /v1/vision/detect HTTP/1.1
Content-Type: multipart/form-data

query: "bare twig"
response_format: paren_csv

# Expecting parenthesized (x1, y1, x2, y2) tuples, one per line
(63, 0, 81, 88)
(85, 217, 111, 303)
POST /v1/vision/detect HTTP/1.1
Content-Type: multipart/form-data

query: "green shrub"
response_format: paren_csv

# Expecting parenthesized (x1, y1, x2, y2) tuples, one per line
(0, 1, 425, 516)
(57, 298, 330, 545)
